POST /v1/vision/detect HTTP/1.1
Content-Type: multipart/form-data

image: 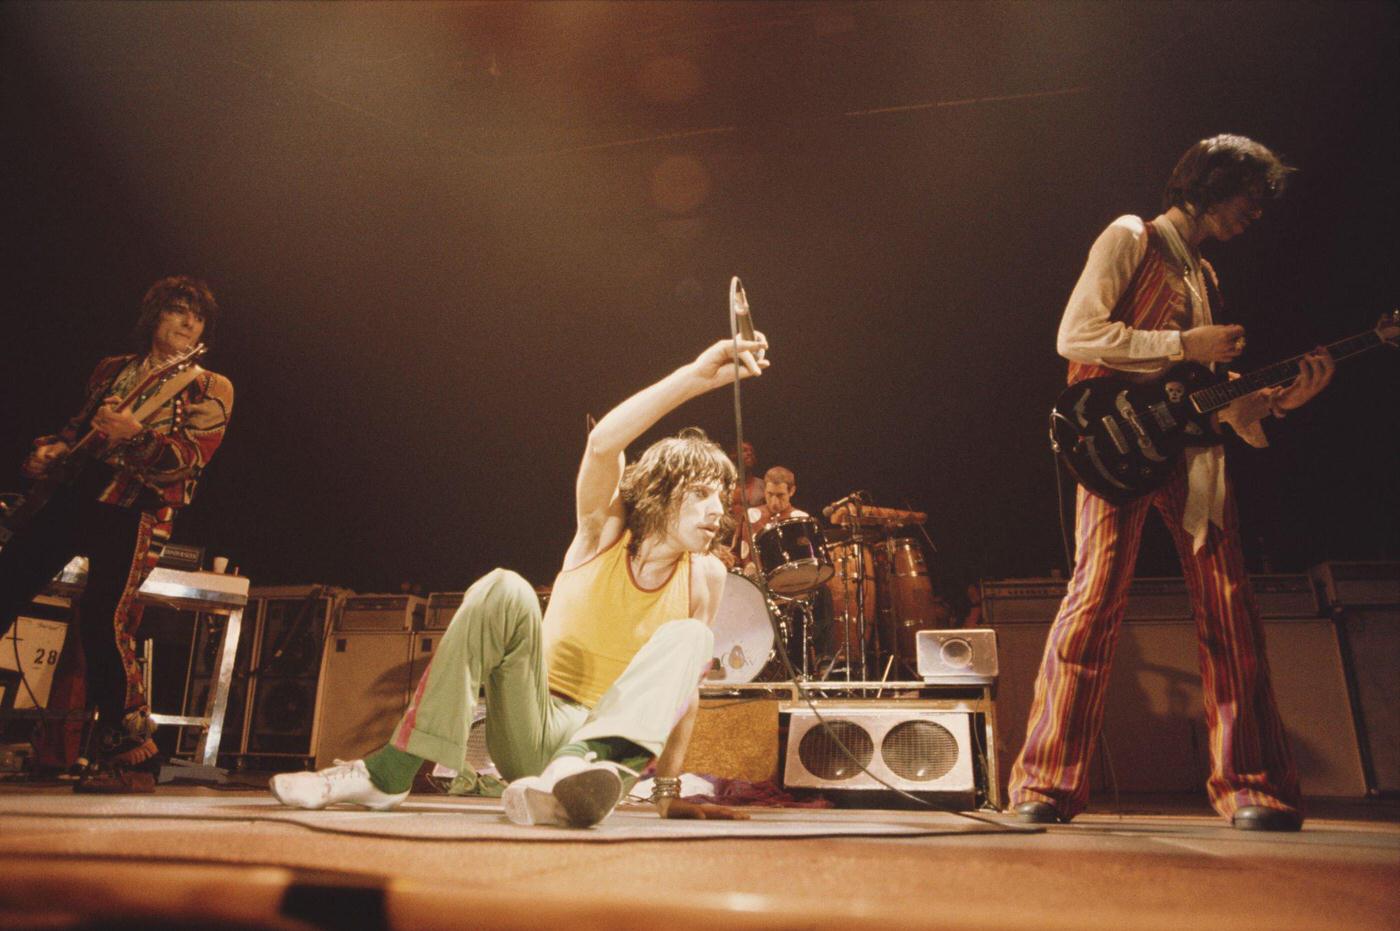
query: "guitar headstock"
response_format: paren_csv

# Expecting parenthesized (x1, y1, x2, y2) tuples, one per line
(1378, 310, 1400, 348)
(160, 343, 208, 374)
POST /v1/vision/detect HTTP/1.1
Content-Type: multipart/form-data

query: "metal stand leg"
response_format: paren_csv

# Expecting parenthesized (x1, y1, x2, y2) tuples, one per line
(196, 606, 243, 767)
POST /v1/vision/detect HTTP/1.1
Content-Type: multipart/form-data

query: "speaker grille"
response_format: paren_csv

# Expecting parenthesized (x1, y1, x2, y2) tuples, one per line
(797, 719, 874, 781)
(882, 720, 960, 782)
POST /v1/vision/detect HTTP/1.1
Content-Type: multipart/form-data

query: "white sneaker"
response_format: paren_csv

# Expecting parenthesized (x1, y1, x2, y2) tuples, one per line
(269, 759, 409, 811)
(502, 754, 627, 828)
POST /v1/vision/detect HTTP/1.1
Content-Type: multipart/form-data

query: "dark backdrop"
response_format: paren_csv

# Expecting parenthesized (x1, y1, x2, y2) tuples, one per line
(3, 1, 1396, 598)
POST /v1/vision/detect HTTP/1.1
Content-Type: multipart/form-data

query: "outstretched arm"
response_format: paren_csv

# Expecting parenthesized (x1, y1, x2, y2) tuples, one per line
(564, 336, 768, 568)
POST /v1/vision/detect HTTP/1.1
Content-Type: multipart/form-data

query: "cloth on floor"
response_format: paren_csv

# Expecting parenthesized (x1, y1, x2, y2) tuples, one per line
(686, 775, 833, 809)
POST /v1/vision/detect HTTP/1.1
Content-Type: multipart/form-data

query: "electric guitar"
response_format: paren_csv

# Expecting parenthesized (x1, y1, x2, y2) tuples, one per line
(1050, 312, 1399, 503)
(0, 344, 207, 543)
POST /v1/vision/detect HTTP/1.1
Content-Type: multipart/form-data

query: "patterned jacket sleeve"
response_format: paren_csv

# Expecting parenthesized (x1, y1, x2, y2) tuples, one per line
(43, 355, 135, 447)
(112, 370, 235, 490)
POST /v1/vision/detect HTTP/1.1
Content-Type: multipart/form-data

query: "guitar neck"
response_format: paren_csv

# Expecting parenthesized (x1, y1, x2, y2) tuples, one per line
(1191, 329, 1385, 413)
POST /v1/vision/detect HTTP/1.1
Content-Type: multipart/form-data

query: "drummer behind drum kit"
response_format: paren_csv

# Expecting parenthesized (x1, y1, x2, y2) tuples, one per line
(709, 494, 954, 685)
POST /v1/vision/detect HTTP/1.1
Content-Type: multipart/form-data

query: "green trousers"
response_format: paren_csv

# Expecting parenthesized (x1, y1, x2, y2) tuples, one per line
(388, 568, 713, 783)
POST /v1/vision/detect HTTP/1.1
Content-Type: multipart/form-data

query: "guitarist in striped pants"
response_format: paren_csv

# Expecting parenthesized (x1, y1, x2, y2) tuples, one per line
(1009, 136, 1334, 831)
(0, 277, 233, 793)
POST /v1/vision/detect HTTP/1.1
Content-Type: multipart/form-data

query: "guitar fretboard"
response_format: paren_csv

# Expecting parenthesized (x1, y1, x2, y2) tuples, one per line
(1191, 330, 1384, 413)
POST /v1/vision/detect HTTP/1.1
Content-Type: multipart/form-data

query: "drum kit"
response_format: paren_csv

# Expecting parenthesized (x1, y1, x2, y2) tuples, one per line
(709, 496, 954, 685)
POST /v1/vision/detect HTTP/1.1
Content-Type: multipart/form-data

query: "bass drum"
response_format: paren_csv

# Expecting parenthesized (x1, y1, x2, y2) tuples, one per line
(708, 573, 775, 684)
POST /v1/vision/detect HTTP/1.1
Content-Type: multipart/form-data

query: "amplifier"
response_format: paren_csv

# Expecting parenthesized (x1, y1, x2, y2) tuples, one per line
(1310, 561, 1400, 611)
(156, 542, 205, 571)
(982, 574, 1316, 623)
(424, 587, 550, 631)
(916, 629, 998, 685)
(338, 595, 425, 632)
(424, 592, 464, 631)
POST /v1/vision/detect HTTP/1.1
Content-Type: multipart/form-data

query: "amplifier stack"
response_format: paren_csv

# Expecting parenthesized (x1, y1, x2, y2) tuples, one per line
(983, 569, 1392, 801)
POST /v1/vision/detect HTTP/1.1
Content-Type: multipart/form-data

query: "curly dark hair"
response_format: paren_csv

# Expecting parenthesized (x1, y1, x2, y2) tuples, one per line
(618, 427, 737, 554)
(1162, 134, 1293, 214)
(131, 276, 220, 351)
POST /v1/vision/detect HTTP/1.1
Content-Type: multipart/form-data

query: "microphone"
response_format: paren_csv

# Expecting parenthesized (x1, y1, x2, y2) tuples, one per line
(822, 491, 868, 519)
(730, 276, 754, 340)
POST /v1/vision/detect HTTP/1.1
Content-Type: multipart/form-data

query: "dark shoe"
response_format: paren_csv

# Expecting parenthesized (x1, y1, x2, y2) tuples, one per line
(1231, 805, 1302, 832)
(74, 767, 156, 794)
(96, 708, 159, 766)
(1014, 801, 1066, 824)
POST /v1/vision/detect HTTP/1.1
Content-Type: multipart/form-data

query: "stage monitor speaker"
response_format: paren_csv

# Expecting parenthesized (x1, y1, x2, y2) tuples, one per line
(314, 631, 413, 769)
(916, 629, 997, 684)
(783, 706, 975, 798)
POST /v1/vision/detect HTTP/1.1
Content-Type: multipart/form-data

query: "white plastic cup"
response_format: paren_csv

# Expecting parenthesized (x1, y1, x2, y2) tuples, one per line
(212, 556, 229, 574)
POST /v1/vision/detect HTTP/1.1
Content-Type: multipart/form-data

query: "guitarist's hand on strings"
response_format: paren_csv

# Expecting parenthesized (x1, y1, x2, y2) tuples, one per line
(1181, 324, 1247, 364)
(1270, 347, 1336, 415)
(21, 440, 70, 479)
(90, 395, 144, 443)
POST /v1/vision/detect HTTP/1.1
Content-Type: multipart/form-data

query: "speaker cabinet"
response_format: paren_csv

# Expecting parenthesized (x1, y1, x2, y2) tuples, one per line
(178, 586, 340, 765)
(246, 591, 334, 755)
(783, 706, 976, 799)
(990, 587, 1366, 800)
(1312, 561, 1400, 794)
(916, 629, 998, 684)
(314, 631, 413, 769)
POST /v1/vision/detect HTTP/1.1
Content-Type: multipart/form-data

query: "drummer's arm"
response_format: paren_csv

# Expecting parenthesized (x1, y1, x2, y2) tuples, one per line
(654, 558, 748, 821)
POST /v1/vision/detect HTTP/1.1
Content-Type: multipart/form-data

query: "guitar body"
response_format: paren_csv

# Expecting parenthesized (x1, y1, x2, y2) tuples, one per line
(1050, 362, 1223, 503)
(1049, 312, 1399, 503)
(0, 344, 207, 545)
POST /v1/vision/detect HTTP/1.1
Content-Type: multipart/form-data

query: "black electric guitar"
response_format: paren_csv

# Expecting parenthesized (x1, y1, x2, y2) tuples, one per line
(0, 344, 207, 543)
(1050, 312, 1399, 503)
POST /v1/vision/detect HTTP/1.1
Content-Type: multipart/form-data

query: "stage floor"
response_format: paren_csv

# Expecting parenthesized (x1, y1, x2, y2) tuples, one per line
(0, 782, 1395, 931)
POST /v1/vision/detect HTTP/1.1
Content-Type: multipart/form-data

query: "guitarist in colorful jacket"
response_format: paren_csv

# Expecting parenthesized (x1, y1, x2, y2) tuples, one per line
(1009, 136, 1333, 832)
(0, 276, 233, 792)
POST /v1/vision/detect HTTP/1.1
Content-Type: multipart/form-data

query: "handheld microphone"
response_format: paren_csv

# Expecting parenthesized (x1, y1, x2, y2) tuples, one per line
(730, 276, 754, 340)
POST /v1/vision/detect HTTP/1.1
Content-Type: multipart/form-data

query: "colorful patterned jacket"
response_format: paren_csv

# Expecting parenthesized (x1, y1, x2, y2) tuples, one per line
(42, 354, 234, 518)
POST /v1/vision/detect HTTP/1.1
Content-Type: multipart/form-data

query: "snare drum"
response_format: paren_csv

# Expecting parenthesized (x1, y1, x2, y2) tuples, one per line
(708, 573, 775, 684)
(755, 516, 834, 595)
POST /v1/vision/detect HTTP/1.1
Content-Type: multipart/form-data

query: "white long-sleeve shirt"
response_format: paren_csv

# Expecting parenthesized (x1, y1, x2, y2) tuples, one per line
(1058, 214, 1272, 550)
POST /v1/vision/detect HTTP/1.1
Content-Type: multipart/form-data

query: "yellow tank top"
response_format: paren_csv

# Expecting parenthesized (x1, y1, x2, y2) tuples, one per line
(543, 530, 693, 707)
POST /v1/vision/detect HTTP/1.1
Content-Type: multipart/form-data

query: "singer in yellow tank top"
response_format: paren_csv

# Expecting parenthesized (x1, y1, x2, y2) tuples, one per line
(544, 530, 692, 707)
(271, 331, 771, 827)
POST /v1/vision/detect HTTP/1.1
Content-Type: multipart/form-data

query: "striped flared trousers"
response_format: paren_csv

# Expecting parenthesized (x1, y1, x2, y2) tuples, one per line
(1008, 465, 1301, 819)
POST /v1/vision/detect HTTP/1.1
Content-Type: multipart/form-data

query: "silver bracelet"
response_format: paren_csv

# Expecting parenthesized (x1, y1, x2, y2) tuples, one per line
(650, 776, 682, 802)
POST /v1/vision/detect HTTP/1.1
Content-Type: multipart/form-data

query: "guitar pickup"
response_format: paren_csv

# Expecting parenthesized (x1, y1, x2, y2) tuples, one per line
(1114, 392, 1167, 463)
(1148, 403, 1177, 431)
(1100, 416, 1131, 455)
